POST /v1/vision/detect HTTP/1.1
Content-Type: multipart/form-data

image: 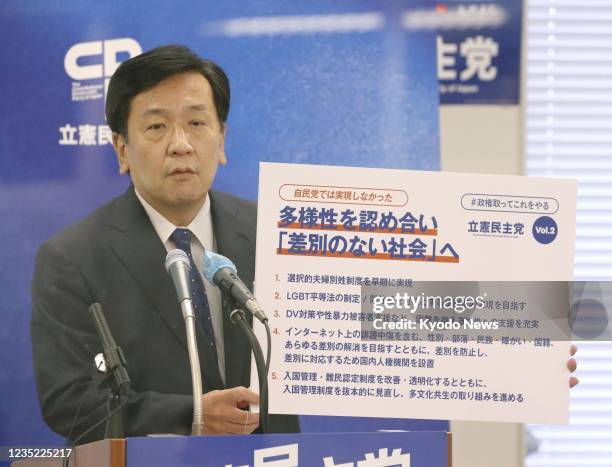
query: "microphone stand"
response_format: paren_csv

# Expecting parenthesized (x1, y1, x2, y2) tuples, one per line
(165, 250, 205, 435)
(93, 363, 128, 438)
(180, 299, 205, 435)
(229, 308, 269, 434)
(89, 303, 131, 439)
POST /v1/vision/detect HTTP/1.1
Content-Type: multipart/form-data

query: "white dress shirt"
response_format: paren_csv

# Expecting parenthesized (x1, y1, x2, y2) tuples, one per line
(135, 189, 226, 384)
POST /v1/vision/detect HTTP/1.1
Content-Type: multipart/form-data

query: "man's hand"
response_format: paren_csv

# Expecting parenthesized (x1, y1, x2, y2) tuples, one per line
(568, 344, 579, 388)
(202, 386, 260, 434)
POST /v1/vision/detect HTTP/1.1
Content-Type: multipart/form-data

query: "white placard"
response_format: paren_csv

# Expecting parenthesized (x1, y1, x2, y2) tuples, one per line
(252, 162, 577, 424)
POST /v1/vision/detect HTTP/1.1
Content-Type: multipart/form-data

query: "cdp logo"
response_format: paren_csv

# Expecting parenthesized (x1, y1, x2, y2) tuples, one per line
(64, 38, 142, 80)
(64, 38, 142, 100)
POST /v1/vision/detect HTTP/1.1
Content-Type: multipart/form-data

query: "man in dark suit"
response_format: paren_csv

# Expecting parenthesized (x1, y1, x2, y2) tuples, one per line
(31, 44, 298, 443)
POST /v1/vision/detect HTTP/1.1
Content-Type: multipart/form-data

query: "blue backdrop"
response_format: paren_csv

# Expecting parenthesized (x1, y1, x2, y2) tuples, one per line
(437, 0, 522, 104)
(0, 0, 444, 448)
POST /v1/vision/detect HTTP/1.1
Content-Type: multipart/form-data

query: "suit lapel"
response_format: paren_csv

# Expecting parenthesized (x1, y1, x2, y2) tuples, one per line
(210, 191, 256, 389)
(107, 187, 224, 391)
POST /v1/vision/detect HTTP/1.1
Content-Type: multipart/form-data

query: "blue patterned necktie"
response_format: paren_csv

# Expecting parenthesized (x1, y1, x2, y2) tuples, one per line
(170, 228, 217, 351)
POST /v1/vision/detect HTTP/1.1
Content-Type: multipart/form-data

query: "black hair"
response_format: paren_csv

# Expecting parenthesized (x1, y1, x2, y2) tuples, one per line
(105, 44, 230, 138)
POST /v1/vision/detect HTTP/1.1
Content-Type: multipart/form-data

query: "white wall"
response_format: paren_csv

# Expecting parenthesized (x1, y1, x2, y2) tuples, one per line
(440, 106, 523, 176)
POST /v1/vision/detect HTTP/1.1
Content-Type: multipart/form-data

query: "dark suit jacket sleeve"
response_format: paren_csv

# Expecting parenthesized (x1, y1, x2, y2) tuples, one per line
(31, 240, 193, 443)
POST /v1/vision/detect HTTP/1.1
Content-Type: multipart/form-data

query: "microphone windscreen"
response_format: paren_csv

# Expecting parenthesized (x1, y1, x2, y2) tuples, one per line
(203, 250, 237, 284)
(165, 248, 190, 273)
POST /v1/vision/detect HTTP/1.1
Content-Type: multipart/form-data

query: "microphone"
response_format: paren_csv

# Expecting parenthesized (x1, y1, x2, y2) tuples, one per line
(89, 303, 130, 439)
(203, 250, 268, 323)
(89, 303, 131, 395)
(165, 249, 192, 303)
(164, 248, 205, 435)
